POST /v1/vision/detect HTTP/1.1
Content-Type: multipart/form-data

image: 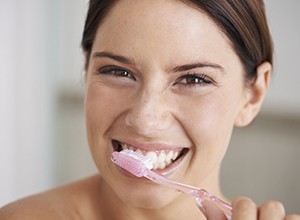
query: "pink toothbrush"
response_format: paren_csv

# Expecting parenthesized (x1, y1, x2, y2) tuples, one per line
(111, 149, 232, 219)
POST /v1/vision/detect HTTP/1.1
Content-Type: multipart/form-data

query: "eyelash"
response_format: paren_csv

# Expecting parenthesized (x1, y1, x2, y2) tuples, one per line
(174, 73, 215, 86)
(97, 66, 136, 80)
(97, 66, 215, 86)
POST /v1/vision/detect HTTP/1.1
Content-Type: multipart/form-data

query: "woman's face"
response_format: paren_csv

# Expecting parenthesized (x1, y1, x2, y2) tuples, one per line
(85, 0, 247, 209)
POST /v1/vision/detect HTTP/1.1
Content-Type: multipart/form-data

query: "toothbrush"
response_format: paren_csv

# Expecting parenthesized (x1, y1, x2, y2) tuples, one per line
(111, 149, 232, 219)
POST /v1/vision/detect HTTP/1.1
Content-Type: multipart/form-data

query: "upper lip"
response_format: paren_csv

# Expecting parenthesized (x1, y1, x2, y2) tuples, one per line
(114, 138, 189, 152)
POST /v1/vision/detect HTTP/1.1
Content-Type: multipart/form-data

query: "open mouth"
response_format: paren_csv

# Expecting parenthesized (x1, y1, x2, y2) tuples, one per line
(112, 139, 189, 171)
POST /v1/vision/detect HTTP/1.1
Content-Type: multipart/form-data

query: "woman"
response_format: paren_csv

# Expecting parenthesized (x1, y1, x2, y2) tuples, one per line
(1, 0, 299, 219)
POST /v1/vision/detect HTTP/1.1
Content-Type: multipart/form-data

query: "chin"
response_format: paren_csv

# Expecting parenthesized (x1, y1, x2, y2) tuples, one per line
(116, 183, 181, 210)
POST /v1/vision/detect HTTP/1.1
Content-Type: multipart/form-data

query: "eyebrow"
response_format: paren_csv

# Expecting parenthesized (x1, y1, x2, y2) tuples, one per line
(172, 62, 225, 73)
(92, 51, 134, 65)
(92, 51, 225, 74)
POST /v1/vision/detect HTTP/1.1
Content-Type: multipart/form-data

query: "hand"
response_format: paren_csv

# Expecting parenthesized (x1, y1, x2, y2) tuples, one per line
(200, 197, 300, 220)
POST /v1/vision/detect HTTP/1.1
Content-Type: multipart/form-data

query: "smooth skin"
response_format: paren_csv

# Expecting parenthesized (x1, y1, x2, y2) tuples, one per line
(1, 0, 299, 219)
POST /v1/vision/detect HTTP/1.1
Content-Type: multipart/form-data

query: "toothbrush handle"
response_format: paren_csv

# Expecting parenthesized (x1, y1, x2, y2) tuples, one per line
(145, 170, 232, 219)
(195, 191, 232, 219)
(144, 170, 200, 194)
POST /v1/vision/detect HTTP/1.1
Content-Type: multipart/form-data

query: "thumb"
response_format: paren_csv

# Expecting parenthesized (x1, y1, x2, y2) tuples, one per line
(197, 200, 228, 220)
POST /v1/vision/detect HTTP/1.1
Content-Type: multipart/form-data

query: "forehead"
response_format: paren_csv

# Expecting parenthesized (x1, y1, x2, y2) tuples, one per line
(92, 0, 240, 72)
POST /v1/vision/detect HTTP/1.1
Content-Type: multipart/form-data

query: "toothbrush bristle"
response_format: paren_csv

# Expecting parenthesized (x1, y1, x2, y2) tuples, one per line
(111, 150, 153, 177)
(121, 149, 154, 169)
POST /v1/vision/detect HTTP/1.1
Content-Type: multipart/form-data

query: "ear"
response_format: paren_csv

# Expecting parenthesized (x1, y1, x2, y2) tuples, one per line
(234, 62, 272, 127)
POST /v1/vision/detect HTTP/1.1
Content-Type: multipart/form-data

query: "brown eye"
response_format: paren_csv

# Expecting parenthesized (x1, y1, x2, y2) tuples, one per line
(98, 66, 135, 80)
(112, 69, 131, 77)
(176, 74, 214, 86)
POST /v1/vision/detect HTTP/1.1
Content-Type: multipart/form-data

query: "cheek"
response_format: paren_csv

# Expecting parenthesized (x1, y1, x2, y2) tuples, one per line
(85, 82, 130, 175)
(85, 81, 127, 136)
(184, 98, 236, 141)
(177, 94, 241, 184)
(84, 83, 120, 156)
(179, 90, 243, 161)
(85, 90, 111, 141)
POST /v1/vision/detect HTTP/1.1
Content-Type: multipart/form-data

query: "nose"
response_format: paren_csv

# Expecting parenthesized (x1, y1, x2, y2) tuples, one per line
(125, 89, 173, 136)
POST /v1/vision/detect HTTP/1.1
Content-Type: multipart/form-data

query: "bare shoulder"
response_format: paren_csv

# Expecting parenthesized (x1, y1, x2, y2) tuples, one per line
(0, 175, 102, 220)
(0, 193, 70, 220)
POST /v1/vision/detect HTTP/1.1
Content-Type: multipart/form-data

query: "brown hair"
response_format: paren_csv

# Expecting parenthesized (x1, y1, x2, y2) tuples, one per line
(81, 0, 117, 70)
(81, 0, 273, 81)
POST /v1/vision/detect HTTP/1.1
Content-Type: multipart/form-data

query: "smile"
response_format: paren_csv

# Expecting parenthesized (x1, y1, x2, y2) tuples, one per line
(112, 140, 189, 170)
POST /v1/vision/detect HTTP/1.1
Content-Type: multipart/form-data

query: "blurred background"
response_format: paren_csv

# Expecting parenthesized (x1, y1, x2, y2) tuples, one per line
(0, 0, 299, 214)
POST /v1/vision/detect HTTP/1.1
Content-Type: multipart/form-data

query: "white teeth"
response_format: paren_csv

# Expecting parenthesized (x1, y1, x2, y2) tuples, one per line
(146, 151, 158, 165)
(123, 144, 129, 150)
(157, 151, 166, 163)
(172, 151, 179, 160)
(166, 151, 173, 164)
(136, 149, 143, 156)
(119, 143, 184, 170)
(158, 161, 167, 169)
(148, 150, 171, 170)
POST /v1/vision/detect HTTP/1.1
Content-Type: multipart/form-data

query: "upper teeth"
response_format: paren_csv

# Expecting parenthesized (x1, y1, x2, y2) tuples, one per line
(121, 143, 180, 170)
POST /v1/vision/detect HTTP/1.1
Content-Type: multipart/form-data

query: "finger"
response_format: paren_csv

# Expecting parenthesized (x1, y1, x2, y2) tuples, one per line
(198, 200, 228, 220)
(258, 201, 285, 220)
(232, 197, 257, 220)
(285, 214, 300, 220)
